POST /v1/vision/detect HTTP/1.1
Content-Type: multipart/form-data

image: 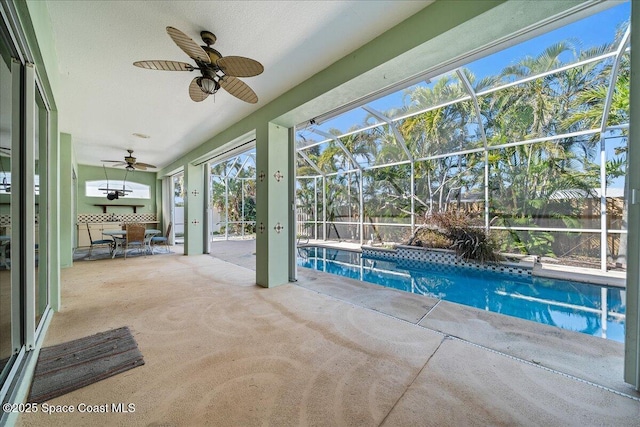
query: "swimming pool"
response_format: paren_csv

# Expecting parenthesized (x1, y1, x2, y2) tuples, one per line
(297, 246, 625, 342)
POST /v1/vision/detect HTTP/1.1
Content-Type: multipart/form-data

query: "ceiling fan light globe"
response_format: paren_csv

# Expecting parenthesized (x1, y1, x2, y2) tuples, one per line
(198, 76, 218, 94)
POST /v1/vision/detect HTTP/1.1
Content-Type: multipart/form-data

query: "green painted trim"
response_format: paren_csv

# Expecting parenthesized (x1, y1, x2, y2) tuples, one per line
(155, 177, 163, 232)
(624, 0, 640, 389)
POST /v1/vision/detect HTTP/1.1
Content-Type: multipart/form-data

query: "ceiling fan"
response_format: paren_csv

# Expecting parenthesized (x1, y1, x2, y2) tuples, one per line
(133, 26, 263, 103)
(101, 149, 157, 171)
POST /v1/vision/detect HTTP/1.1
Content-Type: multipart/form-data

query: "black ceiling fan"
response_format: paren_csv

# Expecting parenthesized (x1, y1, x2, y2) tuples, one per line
(133, 26, 263, 103)
(101, 149, 156, 171)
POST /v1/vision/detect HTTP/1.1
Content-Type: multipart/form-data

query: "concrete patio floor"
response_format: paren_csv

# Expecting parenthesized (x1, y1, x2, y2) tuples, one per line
(17, 240, 640, 426)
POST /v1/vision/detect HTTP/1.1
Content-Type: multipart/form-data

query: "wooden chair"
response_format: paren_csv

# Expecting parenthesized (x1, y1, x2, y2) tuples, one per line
(150, 222, 171, 254)
(123, 223, 146, 259)
(86, 223, 113, 258)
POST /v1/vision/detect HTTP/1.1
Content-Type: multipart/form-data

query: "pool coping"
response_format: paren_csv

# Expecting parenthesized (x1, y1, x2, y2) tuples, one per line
(300, 240, 626, 288)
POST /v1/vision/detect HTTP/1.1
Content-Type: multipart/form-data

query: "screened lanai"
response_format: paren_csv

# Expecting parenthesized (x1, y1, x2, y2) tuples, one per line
(209, 149, 257, 241)
(294, 4, 630, 273)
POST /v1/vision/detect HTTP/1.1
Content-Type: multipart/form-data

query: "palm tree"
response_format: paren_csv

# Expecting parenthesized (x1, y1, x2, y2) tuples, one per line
(561, 31, 630, 266)
(209, 154, 258, 236)
(293, 26, 629, 263)
(483, 41, 609, 257)
(400, 72, 481, 219)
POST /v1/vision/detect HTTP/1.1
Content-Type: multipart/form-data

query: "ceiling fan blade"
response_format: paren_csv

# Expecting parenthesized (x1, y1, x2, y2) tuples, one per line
(189, 77, 209, 102)
(103, 162, 128, 167)
(217, 56, 264, 77)
(133, 60, 194, 71)
(100, 160, 124, 163)
(135, 162, 157, 169)
(166, 26, 210, 64)
(219, 75, 258, 104)
(132, 164, 147, 171)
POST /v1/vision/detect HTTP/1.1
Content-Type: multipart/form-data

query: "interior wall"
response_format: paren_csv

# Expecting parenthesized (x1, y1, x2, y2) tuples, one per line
(76, 164, 157, 215)
(24, 0, 60, 98)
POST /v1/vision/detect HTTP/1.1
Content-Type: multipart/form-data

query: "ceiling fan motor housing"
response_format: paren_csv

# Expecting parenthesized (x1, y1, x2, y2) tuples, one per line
(201, 31, 217, 46)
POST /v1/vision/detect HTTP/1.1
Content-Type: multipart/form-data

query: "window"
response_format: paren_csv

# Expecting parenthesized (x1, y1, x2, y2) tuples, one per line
(85, 180, 150, 199)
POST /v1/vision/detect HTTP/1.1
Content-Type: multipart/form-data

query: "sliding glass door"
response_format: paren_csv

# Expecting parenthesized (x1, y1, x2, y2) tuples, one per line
(0, 0, 52, 412)
(0, 17, 16, 387)
(35, 87, 49, 328)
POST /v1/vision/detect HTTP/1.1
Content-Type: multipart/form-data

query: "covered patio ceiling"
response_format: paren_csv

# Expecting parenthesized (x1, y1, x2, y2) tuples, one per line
(40, 0, 431, 170)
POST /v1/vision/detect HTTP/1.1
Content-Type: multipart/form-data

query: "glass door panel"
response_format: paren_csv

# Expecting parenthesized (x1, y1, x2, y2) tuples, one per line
(0, 24, 14, 383)
(35, 88, 48, 327)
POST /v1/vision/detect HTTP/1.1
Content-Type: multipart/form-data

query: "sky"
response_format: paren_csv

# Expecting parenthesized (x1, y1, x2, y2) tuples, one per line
(308, 1, 631, 137)
(467, 1, 630, 80)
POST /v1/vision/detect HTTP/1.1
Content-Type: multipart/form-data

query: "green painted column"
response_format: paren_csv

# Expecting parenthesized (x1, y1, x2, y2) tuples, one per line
(184, 162, 205, 255)
(59, 133, 73, 268)
(256, 122, 291, 288)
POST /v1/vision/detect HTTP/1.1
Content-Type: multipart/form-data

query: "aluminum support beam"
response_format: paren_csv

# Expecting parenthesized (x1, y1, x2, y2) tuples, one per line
(311, 128, 362, 171)
(298, 150, 325, 176)
(234, 155, 251, 179)
(361, 105, 414, 161)
(322, 176, 327, 240)
(457, 69, 490, 231)
(599, 27, 631, 271)
(224, 176, 229, 240)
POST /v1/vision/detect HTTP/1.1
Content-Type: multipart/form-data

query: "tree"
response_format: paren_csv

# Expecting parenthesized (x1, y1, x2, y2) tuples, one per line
(561, 28, 630, 266)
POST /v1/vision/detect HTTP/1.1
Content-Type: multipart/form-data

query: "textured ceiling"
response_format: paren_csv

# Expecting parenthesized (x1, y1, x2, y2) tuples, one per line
(43, 0, 430, 170)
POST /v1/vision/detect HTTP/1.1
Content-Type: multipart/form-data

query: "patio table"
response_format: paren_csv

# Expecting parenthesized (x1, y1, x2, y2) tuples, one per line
(103, 229, 161, 258)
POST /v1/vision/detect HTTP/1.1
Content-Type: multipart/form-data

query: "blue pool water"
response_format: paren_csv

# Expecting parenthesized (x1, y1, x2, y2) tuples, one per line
(297, 247, 626, 342)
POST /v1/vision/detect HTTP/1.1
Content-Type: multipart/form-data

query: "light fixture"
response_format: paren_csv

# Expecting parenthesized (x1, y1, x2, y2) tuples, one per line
(198, 76, 219, 94)
(100, 165, 132, 200)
